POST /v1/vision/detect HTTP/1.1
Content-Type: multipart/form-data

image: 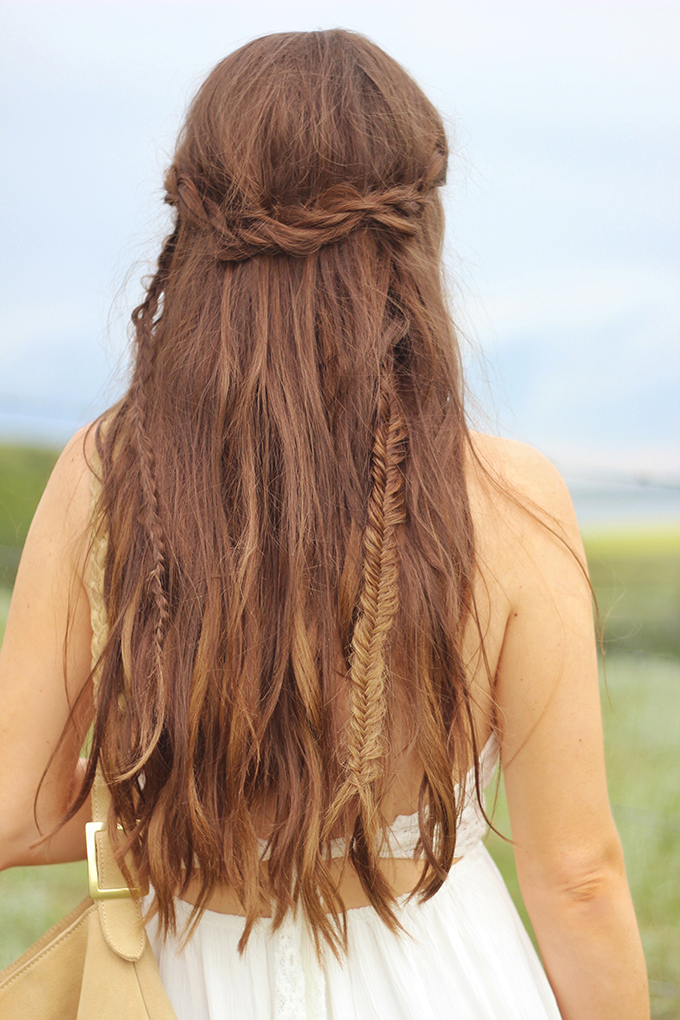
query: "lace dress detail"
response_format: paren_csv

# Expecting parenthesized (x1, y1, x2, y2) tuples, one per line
(272, 913, 327, 1020)
(335, 731, 500, 860)
(256, 734, 499, 865)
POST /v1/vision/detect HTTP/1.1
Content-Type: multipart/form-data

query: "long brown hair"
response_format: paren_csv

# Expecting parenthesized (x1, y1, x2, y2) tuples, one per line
(77, 29, 482, 956)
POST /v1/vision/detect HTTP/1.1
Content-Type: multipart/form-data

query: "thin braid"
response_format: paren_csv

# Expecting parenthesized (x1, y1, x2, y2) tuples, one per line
(126, 232, 177, 755)
(325, 366, 407, 854)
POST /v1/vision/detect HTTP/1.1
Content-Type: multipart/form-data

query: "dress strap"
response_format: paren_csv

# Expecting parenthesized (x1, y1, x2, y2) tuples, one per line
(88, 444, 109, 693)
(86, 438, 147, 962)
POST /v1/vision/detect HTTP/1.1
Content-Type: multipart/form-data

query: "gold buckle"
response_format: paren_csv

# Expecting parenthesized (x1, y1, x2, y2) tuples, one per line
(85, 821, 133, 900)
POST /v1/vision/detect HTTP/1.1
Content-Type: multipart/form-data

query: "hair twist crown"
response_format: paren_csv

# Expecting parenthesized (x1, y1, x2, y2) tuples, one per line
(164, 149, 445, 260)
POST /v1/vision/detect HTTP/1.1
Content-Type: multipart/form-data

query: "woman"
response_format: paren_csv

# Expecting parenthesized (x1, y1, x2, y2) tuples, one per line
(0, 29, 648, 1020)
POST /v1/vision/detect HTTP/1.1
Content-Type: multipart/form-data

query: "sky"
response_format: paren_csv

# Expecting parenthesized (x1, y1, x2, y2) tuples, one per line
(1, 0, 679, 488)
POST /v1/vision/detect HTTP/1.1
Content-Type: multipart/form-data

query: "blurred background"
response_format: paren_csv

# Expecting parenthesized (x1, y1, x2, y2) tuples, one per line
(0, 1, 678, 1015)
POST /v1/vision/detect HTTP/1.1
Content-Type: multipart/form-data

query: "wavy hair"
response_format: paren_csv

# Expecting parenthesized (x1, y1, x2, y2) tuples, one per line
(74, 29, 483, 956)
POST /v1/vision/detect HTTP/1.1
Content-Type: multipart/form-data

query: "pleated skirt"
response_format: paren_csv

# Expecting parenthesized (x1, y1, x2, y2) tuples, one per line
(145, 842, 562, 1020)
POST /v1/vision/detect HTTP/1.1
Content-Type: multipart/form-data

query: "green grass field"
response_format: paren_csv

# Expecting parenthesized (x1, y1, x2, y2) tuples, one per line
(0, 444, 59, 587)
(585, 527, 680, 661)
(1, 444, 679, 1016)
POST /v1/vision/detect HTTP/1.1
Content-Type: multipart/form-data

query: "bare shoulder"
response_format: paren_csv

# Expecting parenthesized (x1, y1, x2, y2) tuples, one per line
(43, 422, 96, 505)
(25, 422, 99, 576)
(466, 430, 580, 544)
(468, 430, 570, 505)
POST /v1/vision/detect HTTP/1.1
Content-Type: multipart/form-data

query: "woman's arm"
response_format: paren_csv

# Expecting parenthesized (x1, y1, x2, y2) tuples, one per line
(0, 426, 96, 869)
(487, 438, 649, 1020)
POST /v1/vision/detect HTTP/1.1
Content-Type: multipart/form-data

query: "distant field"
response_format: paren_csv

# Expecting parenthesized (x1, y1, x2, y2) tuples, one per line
(1, 443, 679, 1015)
(585, 526, 680, 660)
(0, 443, 59, 587)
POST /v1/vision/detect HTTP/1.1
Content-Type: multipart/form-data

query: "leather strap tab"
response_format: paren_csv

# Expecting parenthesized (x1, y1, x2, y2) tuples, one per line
(91, 769, 146, 962)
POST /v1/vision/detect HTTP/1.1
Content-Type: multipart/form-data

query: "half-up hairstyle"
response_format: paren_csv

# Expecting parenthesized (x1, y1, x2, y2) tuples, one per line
(74, 29, 482, 956)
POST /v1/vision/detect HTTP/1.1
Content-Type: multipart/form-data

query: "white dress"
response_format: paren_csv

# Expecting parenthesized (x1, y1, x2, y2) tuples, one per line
(145, 734, 563, 1020)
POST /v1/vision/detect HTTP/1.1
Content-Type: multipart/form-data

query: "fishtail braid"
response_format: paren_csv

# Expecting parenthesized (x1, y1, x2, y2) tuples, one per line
(325, 365, 408, 861)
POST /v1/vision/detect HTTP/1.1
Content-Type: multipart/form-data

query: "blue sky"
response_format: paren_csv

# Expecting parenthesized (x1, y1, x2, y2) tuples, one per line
(1, 1, 678, 484)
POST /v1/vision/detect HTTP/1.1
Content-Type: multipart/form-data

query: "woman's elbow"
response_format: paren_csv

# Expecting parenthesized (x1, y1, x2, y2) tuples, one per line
(519, 835, 630, 916)
(0, 827, 33, 871)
